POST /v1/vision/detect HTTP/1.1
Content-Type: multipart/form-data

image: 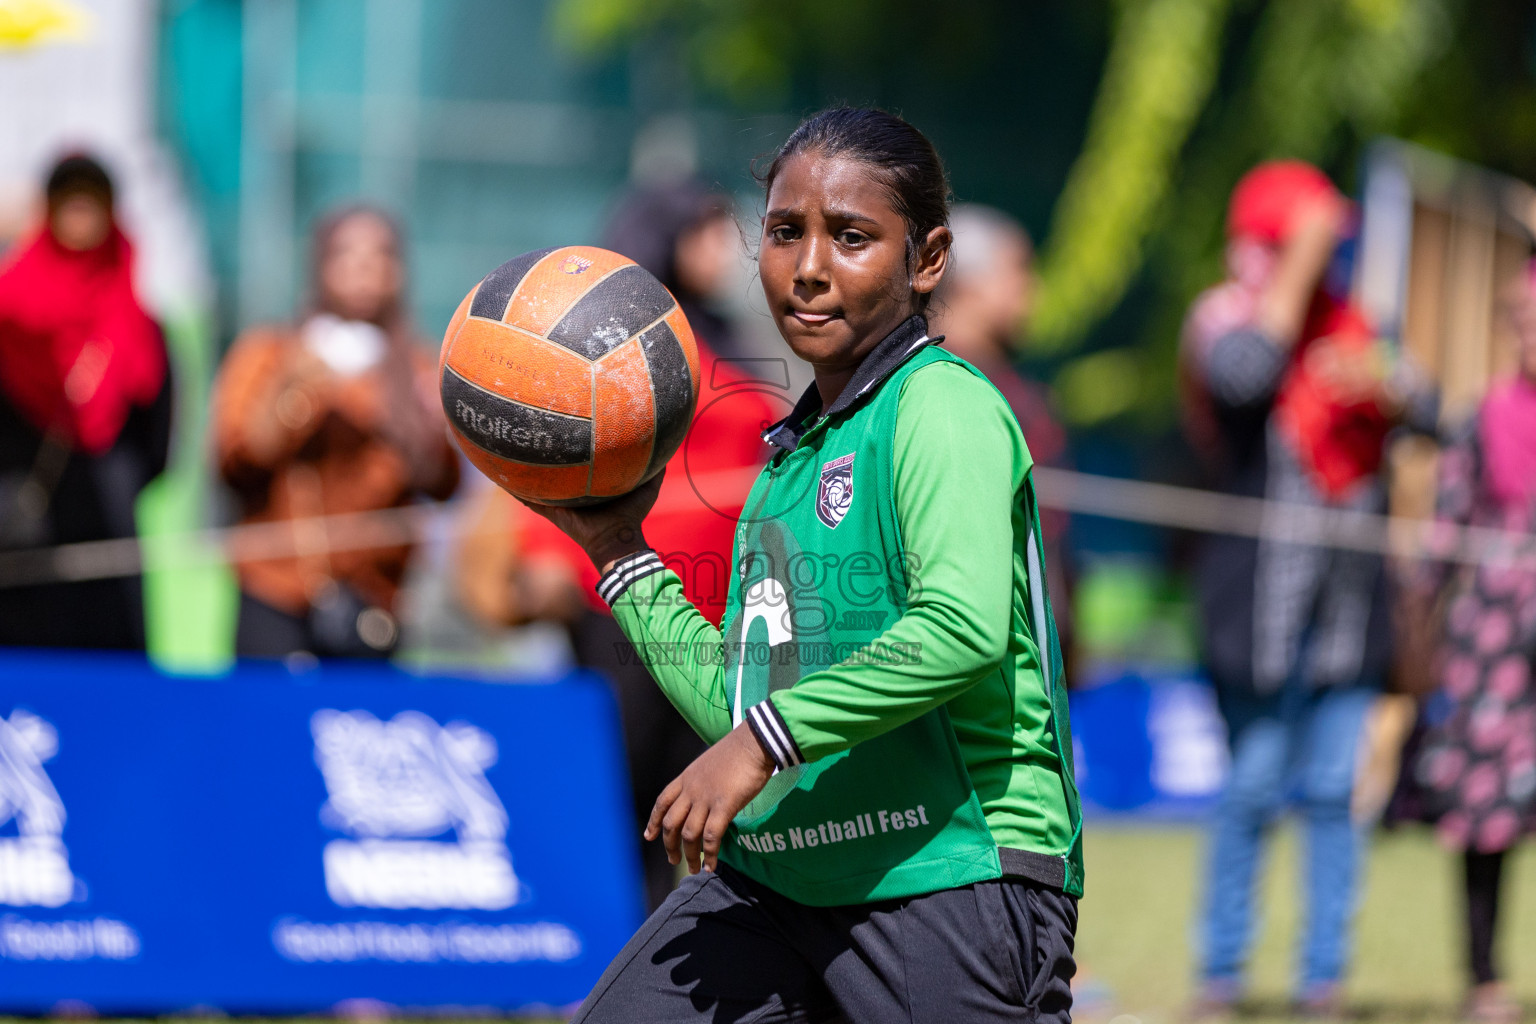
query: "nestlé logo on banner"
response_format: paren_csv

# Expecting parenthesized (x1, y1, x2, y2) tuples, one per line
(0, 709, 74, 907)
(311, 709, 520, 911)
(0, 708, 140, 962)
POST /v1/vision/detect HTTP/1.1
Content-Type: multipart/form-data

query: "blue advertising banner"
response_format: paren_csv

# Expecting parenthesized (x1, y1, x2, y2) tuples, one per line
(1069, 669, 1229, 817)
(0, 650, 642, 1014)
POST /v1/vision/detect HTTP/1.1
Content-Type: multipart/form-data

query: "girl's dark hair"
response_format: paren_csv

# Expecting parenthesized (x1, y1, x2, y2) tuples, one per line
(601, 180, 734, 297)
(45, 153, 114, 210)
(757, 107, 950, 309)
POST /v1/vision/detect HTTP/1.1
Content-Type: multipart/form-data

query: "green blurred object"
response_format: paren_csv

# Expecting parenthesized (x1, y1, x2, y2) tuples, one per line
(1053, 347, 1143, 426)
(552, 0, 923, 107)
(1073, 557, 1196, 668)
(136, 309, 237, 674)
(1029, 0, 1231, 352)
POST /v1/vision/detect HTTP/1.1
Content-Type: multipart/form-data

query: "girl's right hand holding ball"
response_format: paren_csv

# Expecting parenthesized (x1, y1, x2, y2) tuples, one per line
(518, 470, 665, 572)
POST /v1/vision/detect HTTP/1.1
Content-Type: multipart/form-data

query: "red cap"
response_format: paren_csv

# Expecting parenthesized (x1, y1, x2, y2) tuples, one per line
(1226, 160, 1340, 243)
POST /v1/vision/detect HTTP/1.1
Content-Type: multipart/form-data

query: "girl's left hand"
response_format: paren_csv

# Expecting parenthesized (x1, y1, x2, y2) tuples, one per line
(645, 722, 776, 874)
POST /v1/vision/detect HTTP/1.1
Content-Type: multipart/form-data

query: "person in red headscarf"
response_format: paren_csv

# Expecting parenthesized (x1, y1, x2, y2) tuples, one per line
(1179, 161, 1440, 1018)
(0, 154, 172, 650)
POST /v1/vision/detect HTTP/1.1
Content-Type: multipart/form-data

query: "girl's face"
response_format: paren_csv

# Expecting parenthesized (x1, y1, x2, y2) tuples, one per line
(674, 210, 738, 299)
(320, 212, 402, 324)
(50, 193, 112, 252)
(759, 151, 948, 372)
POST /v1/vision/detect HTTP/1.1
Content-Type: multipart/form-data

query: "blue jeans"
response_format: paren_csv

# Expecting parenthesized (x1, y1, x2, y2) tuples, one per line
(1199, 679, 1377, 994)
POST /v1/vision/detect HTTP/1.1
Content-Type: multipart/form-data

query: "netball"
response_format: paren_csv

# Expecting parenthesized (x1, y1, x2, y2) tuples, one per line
(439, 245, 700, 506)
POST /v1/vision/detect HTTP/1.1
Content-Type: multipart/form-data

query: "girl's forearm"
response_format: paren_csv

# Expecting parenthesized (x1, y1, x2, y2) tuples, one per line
(607, 563, 735, 743)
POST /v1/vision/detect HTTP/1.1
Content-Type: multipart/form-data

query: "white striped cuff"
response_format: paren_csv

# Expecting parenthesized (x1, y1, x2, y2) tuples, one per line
(746, 700, 805, 770)
(596, 549, 667, 606)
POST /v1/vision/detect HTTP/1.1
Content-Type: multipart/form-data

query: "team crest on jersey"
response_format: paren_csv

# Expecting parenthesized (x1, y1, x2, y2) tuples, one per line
(816, 453, 855, 529)
(560, 254, 594, 275)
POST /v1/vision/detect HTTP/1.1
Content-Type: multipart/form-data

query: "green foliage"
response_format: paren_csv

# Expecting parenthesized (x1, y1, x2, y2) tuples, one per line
(1160, 0, 1455, 302)
(1053, 347, 1144, 426)
(550, 0, 889, 106)
(549, 0, 1534, 429)
(1028, 0, 1231, 351)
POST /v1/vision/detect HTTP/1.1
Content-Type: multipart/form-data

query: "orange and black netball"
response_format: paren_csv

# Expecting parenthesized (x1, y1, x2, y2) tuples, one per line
(440, 245, 700, 506)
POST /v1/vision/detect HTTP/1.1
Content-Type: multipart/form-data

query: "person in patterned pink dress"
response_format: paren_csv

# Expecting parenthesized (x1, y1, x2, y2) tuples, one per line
(1412, 259, 1536, 1024)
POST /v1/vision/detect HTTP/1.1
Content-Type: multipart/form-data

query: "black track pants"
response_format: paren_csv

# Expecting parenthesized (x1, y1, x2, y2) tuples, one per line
(574, 862, 1077, 1024)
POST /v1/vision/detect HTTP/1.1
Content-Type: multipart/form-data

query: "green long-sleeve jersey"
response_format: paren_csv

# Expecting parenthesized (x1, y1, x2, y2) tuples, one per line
(598, 318, 1083, 905)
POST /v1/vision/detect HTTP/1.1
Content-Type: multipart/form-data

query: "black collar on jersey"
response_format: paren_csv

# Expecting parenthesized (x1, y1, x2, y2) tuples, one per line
(762, 315, 942, 452)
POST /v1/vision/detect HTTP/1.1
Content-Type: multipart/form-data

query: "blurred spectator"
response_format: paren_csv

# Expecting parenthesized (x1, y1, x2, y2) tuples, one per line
(212, 206, 458, 660)
(454, 181, 775, 911)
(599, 179, 746, 360)
(1179, 161, 1439, 1018)
(1402, 261, 1536, 1024)
(0, 154, 171, 649)
(931, 204, 1076, 677)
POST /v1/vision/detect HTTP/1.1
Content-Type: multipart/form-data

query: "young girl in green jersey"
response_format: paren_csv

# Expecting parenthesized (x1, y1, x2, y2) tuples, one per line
(528, 107, 1082, 1023)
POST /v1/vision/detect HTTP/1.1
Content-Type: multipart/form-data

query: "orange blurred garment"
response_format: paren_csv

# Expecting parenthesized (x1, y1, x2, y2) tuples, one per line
(212, 326, 459, 615)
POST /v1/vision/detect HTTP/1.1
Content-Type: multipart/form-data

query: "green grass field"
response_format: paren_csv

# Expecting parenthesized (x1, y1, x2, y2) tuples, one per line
(1075, 824, 1536, 1023)
(8, 824, 1530, 1023)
